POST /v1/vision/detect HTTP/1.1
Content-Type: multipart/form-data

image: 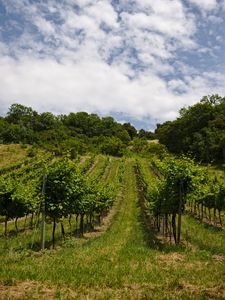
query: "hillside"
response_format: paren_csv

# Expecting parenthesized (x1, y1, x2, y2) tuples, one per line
(0, 147, 225, 299)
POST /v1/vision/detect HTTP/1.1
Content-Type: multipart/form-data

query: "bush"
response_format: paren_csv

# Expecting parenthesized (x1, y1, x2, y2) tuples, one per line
(99, 137, 126, 156)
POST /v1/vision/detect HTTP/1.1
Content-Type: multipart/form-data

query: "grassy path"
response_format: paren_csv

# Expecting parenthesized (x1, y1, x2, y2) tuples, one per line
(1, 159, 225, 299)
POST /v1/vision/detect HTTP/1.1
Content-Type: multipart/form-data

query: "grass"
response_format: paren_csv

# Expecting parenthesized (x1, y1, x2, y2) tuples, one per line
(0, 158, 225, 299)
(205, 164, 225, 183)
(0, 144, 29, 169)
(184, 216, 225, 255)
(86, 154, 109, 179)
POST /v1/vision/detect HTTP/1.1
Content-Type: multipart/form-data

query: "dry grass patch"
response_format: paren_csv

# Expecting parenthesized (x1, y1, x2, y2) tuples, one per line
(1, 281, 225, 300)
(79, 156, 90, 164)
(184, 261, 208, 271)
(0, 281, 57, 300)
(182, 283, 225, 299)
(0, 144, 29, 168)
(212, 254, 225, 262)
(157, 252, 185, 265)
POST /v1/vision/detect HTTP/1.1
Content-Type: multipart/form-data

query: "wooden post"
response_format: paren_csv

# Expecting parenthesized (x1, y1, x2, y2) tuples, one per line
(172, 213, 176, 244)
(177, 180, 183, 244)
(185, 209, 188, 247)
(41, 175, 46, 250)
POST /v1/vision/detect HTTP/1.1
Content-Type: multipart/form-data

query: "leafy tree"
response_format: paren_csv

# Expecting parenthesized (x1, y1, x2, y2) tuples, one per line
(138, 129, 147, 138)
(6, 103, 37, 125)
(146, 143, 168, 159)
(35, 112, 58, 131)
(114, 127, 131, 144)
(100, 136, 126, 156)
(132, 138, 148, 153)
(156, 95, 225, 162)
(122, 123, 137, 139)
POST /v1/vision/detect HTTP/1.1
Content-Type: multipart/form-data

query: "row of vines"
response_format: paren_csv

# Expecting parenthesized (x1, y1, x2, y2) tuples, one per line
(137, 156, 225, 244)
(0, 154, 124, 249)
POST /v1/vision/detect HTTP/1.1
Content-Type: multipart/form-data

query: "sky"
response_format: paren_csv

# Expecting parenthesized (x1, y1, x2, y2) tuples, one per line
(0, 0, 225, 130)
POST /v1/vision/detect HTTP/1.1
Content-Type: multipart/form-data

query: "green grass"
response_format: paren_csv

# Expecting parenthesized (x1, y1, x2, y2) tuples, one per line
(205, 164, 225, 183)
(1, 158, 225, 299)
(86, 154, 109, 180)
(184, 216, 225, 255)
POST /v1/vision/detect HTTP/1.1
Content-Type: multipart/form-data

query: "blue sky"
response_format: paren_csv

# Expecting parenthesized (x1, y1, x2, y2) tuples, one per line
(0, 0, 225, 130)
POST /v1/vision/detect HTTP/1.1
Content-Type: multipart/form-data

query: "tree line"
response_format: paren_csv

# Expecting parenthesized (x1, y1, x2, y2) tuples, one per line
(155, 94, 225, 163)
(0, 103, 153, 157)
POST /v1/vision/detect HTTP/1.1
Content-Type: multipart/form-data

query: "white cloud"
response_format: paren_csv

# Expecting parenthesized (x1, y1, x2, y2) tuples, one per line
(0, 55, 170, 118)
(120, 7, 196, 41)
(85, 1, 118, 28)
(189, 0, 218, 11)
(33, 17, 56, 37)
(0, 0, 225, 127)
(1, 54, 225, 124)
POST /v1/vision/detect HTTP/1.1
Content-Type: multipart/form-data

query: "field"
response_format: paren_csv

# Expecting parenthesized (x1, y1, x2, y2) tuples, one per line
(0, 146, 225, 299)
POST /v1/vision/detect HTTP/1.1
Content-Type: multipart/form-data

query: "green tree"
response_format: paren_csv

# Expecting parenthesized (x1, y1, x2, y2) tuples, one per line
(122, 123, 137, 139)
(156, 95, 225, 162)
(100, 137, 126, 156)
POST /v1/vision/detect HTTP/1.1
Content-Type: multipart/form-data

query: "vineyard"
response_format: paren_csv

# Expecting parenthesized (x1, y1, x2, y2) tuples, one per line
(0, 145, 225, 299)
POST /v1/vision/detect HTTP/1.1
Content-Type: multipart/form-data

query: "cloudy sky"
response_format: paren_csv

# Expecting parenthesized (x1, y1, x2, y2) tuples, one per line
(0, 0, 225, 129)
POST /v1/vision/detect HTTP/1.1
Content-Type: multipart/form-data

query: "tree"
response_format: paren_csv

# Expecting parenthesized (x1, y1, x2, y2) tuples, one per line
(156, 95, 225, 162)
(132, 138, 148, 153)
(36, 112, 57, 131)
(138, 129, 147, 138)
(122, 123, 137, 139)
(146, 143, 168, 159)
(100, 137, 126, 156)
(6, 103, 37, 125)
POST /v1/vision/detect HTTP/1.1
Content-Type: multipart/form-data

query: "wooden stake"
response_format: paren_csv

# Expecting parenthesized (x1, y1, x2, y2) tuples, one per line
(41, 175, 46, 250)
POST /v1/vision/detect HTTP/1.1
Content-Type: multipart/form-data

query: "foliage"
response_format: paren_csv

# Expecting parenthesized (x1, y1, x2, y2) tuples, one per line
(1, 158, 225, 300)
(0, 103, 157, 156)
(132, 138, 168, 159)
(156, 94, 225, 162)
(138, 153, 225, 245)
(132, 138, 148, 153)
(0, 151, 121, 247)
(138, 156, 205, 243)
(44, 157, 84, 220)
(99, 136, 126, 156)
